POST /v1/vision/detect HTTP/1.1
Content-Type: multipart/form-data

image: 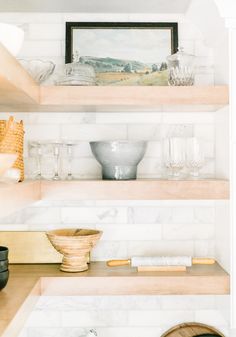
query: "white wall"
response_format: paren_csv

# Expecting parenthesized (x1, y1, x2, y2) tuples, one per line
(186, 0, 229, 84)
(0, 11, 215, 85)
(0, 6, 230, 336)
(18, 295, 230, 337)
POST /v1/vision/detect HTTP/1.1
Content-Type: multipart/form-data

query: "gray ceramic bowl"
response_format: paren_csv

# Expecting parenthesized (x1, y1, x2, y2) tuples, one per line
(0, 260, 8, 272)
(0, 247, 8, 261)
(0, 270, 9, 290)
(90, 141, 147, 180)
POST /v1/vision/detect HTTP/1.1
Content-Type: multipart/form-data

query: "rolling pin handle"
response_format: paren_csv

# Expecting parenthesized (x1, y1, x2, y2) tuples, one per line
(107, 259, 131, 267)
(192, 258, 215, 265)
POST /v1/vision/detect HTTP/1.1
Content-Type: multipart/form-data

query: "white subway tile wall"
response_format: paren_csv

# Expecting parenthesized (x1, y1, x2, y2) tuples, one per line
(0, 200, 217, 260)
(18, 295, 229, 337)
(0, 12, 228, 337)
(0, 12, 215, 84)
(0, 111, 216, 180)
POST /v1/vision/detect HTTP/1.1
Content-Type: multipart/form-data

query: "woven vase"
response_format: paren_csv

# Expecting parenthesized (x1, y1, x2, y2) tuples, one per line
(0, 116, 24, 181)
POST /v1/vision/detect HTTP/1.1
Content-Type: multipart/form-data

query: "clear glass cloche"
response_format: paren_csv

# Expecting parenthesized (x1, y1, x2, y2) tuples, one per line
(167, 47, 196, 86)
(55, 51, 96, 86)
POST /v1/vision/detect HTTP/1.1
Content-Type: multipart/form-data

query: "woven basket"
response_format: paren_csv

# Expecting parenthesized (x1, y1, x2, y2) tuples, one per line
(0, 116, 24, 181)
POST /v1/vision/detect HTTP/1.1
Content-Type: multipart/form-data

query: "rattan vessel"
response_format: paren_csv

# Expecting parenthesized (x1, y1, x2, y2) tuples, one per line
(46, 228, 102, 272)
(0, 116, 24, 181)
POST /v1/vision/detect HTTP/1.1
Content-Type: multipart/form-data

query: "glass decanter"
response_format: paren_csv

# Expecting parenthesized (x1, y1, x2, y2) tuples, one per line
(167, 47, 196, 86)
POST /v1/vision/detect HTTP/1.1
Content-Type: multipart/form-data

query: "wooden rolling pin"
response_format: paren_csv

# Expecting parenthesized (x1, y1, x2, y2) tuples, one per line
(107, 256, 215, 268)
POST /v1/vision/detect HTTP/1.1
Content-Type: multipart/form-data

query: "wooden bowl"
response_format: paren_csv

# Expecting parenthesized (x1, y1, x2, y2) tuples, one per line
(161, 322, 224, 337)
(46, 228, 102, 272)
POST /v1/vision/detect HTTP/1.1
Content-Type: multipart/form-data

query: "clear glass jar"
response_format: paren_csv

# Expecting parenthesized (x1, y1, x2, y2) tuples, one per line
(167, 47, 196, 86)
(55, 51, 96, 86)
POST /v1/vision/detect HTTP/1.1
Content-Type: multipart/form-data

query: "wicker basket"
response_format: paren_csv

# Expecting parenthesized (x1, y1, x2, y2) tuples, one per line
(0, 116, 24, 181)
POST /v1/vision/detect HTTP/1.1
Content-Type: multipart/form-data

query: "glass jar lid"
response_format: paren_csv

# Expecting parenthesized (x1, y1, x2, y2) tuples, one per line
(167, 47, 195, 64)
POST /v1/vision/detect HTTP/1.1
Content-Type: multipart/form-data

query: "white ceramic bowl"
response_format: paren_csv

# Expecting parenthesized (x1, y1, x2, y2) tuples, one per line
(0, 153, 17, 177)
(90, 141, 147, 180)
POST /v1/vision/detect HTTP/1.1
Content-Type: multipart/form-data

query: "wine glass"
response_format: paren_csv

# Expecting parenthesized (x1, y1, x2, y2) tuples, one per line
(186, 137, 204, 178)
(64, 141, 77, 180)
(163, 137, 185, 179)
(52, 141, 63, 181)
(29, 141, 42, 180)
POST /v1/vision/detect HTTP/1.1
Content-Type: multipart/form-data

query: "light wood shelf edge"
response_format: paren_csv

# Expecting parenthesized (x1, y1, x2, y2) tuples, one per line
(13, 262, 232, 296)
(0, 181, 41, 218)
(41, 179, 230, 200)
(40, 85, 229, 107)
(0, 282, 40, 337)
(0, 179, 229, 218)
(0, 43, 229, 111)
(0, 43, 39, 105)
(0, 263, 230, 337)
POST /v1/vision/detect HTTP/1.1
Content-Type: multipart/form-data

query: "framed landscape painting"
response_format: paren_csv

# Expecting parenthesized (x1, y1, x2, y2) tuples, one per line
(66, 22, 178, 86)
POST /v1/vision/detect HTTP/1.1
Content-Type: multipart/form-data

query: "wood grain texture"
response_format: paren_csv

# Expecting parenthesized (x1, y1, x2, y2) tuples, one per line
(0, 103, 227, 113)
(0, 44, 229, 112)
(107, 259, 131, 267)
(161, 322, 225, 337)
(0, 263, 229, 337)
(1, 282, 40, 337)
(0, 43, 39, 105)
(40, 85, 229, 106)
(0, 179, 229, 225)
(0, 232, 62, 263)
(0, 181, 40, 218)
(41, 179, 229, 200)
(46, 229, 102, 272)
(37, 262, 230, 295)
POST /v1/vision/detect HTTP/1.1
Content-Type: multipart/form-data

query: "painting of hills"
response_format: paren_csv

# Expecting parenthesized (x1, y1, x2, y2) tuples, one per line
(79, 55, 168, 85)
(68, 24, 177, 86)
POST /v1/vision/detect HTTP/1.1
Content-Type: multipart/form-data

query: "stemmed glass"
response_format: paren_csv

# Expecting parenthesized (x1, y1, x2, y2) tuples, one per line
(29, 141, 42, 180)
(186, 137, 204, 178)
(64, 141, 77, 180)
(52, 141, 63, 181)
(163, 137, 185, 179)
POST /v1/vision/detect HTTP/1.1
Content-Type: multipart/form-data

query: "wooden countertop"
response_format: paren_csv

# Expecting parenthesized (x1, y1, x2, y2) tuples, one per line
(0, 263, 230, 337)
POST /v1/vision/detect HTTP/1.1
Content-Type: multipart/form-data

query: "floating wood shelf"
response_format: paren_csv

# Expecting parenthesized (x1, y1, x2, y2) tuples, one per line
(40, 262, 230, 296)
(0, 179, 229, 218)
(0, 263, 230, 337)
(0, 181, 40, 218)
(41, 179, 229, 200)
(38, 85, 229, 112)
(0, 43, 39, 108)
(0, 44, 229, 112)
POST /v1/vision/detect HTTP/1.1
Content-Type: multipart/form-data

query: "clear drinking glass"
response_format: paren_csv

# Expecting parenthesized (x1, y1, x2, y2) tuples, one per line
(163, 137, 185, 179)
(64, 141, 77, 180)
(186, 137, 204, 178)
(52, 142, 63, 181)
(29, 141, 42, 180)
